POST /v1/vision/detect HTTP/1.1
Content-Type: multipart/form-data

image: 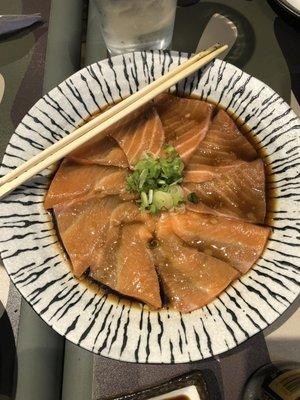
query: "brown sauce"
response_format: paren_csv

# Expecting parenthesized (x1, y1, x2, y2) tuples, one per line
(48, 94, 275, 309)
(164, 396, 190, 400)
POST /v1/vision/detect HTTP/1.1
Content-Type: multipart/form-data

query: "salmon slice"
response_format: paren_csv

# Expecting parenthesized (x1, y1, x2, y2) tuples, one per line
(110, 104, 165, 167)
(185, 109, 258, 183)
(90, 203, 161, 309)
(67, 135, 128, 168)
(107, 200, 157, 232)
(184, 161, 245, 183)
(89, 200, 155, 265)
(183, 159, 266, 223)
(152, 217, 239, 312)
(116, 224, 161, 308)
(164, 211, 270, 274)
(44, 159, 130, 209)
(154, 93, 214, 163)
(54, 195, 122, 278)
(95, 223, 161, 309)
(186, 108, 257, 170)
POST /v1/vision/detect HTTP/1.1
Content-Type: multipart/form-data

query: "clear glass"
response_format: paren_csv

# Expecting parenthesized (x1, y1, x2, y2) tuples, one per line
(95, 0, 177, 55)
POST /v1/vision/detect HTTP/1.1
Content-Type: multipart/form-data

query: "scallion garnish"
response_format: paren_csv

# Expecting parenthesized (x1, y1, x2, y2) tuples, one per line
(148, 189, 154, 204)
(187, 192, 199, 204)
(141, 191, 149, 208)
(126, 145, 185, 213)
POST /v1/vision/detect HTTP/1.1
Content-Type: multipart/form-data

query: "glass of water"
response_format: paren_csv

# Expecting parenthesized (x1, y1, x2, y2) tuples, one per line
(95, 0, 177, 55)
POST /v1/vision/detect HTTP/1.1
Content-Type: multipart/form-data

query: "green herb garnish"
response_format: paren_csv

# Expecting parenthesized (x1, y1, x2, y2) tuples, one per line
(187, 192, 199, 204)
(126, 145, 185, 213)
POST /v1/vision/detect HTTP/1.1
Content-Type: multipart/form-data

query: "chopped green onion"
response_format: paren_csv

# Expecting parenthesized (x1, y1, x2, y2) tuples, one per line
(150, 203, 157, 214)
(164, 144, 175, 154)
(126, 145, 185, 213)
(153, 190, 174, 210)
(170, 178, 183, 186)
(141, 191, 149, 207)
(187, 192, 199, 204)
(148, 189, 154, 204)
(139, 169, 148, 189)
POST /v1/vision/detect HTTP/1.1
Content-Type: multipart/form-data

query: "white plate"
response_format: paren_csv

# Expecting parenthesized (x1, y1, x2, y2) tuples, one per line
(0, 51, 299, 363)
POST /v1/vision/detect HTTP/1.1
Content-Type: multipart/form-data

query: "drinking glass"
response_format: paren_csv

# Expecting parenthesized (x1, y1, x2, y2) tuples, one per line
(95, 0, 177, 55)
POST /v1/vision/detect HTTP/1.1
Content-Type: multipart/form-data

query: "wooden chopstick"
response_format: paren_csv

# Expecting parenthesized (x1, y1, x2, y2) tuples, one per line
(0, 44, 228, 199)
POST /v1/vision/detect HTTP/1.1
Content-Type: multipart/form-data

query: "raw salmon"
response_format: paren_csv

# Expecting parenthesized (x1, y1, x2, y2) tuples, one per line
(164, 211, 270, 274)
(91, 223, 161, 309)
(54, 194, 161, 309)
(183, 159, 266, 223)
(107, 200, 156, 231)
(116, 223, 161, 308)
(184, 161, 245, 183)
(110, 104, 165, 167)
(90, 202, 161, 309)
(67, 135, 128, 168)
(44, 159, 130, 209)
(185, 109, 258, 182)
(187, 108, 257, 168)
(54, 195, 122, 278)
(152, 216, 239, 312)
(154, 93, 214, 163)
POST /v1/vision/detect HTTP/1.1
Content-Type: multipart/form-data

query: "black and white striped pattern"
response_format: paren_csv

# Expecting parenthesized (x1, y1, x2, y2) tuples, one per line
(0, 52, 299, 363)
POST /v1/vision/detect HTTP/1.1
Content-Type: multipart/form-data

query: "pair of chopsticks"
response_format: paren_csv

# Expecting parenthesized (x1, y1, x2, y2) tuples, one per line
(0, 44, 227, 200)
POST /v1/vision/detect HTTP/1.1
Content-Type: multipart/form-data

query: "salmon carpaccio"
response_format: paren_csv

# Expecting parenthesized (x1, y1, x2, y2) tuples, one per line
(110, 103, 165, 167)
(153, 216, 239, 312)
(67, 135, 128, 168)
(161, 211, 270, 274)
(55, 196, 161, 308)
(91, 222, 161, 309)
(54, 194, 122, 278)
(154, 93, 214, 163)
(184, 108, 258, 183)
(183, 159, 266, 224)
(45, 93, 270, 313)
(44, 159, 134, 209)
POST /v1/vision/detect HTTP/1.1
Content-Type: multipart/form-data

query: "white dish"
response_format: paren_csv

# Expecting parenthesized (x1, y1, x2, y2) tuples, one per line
(0, 51, 299, 363)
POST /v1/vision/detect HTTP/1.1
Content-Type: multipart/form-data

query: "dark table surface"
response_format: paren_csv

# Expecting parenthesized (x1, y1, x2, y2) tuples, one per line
(0, 0, 299, 399)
